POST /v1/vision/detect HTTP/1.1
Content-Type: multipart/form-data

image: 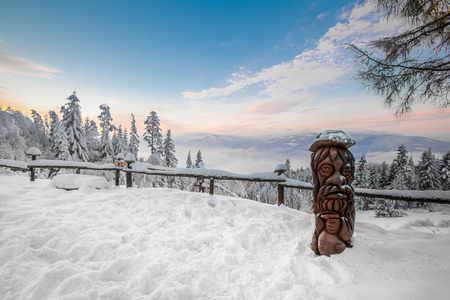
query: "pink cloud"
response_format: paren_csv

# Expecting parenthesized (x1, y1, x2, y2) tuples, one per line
(318, 109, 450, 136)
(242, 101, 290, 115)
(242, 95, 316, 115)
(0, 52, 62, 78)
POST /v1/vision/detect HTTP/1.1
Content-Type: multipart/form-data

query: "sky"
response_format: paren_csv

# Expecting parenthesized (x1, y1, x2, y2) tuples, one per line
(1, 0, 449, 142)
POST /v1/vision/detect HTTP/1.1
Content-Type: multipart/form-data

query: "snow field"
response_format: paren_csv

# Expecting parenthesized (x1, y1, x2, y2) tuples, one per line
(0, 174, 449, 299)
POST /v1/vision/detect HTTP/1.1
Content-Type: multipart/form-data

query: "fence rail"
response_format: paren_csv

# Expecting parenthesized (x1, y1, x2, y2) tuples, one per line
(1, 158, 450, 205)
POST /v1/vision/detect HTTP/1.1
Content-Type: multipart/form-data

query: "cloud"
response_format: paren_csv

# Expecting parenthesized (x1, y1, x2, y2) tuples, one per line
(241, 94, 317, 115)
(297, 107, 320, 114)
(316, 12, 328, 20)
(182, 3, 403, 102)
(0, 52, 62, 79)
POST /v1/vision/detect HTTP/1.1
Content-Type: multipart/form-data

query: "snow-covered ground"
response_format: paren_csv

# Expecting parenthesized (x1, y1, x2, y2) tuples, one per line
(1, 174, 449, 300)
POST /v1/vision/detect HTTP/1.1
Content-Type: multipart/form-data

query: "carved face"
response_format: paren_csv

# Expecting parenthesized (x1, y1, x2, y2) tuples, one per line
(317, 152, 352, 187)
(311, 146, 355, 215)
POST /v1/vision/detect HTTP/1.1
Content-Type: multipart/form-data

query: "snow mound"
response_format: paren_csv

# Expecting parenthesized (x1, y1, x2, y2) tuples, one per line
(52, 174, 110, 190)
(1, 175, 449, 300)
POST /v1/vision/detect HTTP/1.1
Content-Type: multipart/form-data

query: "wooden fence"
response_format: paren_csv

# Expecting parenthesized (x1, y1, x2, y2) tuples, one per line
(1, 158, 450, 205)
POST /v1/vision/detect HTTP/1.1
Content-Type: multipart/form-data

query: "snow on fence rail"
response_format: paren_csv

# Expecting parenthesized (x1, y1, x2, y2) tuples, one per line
(0, 159, 29, 172)
(1, 158, 450, 205)
(27, 159, 120, 170)
(125, 163, 285, 194)
(353, 187, 450, 205)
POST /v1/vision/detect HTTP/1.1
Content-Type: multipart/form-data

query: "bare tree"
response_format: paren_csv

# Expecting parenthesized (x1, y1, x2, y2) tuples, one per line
(347, 0, 450, 116)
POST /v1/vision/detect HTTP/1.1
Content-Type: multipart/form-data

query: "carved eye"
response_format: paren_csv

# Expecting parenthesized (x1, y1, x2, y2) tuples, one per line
(342, 165, 352, 176)
(319, 164, 333, 177)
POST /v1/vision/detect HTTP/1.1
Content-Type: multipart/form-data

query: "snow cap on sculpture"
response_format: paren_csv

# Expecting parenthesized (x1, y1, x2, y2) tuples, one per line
(309, 130, 355, 152)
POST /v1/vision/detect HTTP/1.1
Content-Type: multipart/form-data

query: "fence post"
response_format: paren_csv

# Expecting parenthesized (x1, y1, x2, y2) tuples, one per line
(198, 179, 203, 193)
(30, 167, 35, 182)
(277, 184, 285, 206)
(126, 172, 132, 188)
(274, 164, 287, 206)
(26, 147, 41, 182)
(124, 153, 136, 188)
(209, 178, 214, 195)
(115, 170, 120, 186)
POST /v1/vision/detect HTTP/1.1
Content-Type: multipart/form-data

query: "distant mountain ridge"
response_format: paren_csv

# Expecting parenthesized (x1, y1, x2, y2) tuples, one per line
(175, 132, 450, 159)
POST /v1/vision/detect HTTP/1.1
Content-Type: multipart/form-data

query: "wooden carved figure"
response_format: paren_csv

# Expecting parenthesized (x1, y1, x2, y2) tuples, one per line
(309, 130, 356, 256)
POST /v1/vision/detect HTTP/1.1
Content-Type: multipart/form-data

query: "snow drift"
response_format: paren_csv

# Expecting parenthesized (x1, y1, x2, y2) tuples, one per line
(0, 175, 449, 299)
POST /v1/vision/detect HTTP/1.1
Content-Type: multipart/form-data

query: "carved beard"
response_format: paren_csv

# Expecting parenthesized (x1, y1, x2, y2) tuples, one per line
(317, 185, 354, 216)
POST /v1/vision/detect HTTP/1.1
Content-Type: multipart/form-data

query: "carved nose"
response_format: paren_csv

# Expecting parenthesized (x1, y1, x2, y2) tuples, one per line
(328, 172, 346, 185)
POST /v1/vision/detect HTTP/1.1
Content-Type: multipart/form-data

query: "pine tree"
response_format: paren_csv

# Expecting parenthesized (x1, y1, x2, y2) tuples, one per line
(98, 104, 114, 160)
(123, 128, 128, 152)
(195, 150, 204, 168)
(48, 111, 71, 160)
(389, 145, 409, 190)
(60, 91, 89, 161)
(379, 161, 390, 189)
(84, 117, 101, 162)
(368, 164, 380, 190)
(347, 0, 450, 115)
(117, 125, 126, 154)
(386, 145, 410, 212)
(285, 159, 291, 178)
(148, 152, 163, 166)
(163, 129, 178, 167)
(355, 154, 368, 188)
(128, 113, 139, 158)
(143, 111, 163, 154)
(111, 126, 119, 155)
(355, 154, 370, 210)
(186, 151, 193, 168)
(48, 111, 60, 152)
(417, 148, 441, 190)
(406, 155, 419, 190)
(441, 150, 450, 190)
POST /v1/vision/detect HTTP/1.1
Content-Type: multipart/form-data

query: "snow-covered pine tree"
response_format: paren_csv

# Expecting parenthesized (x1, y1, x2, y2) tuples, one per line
(355, 154, 368, 188)
(379, 161, 390, 189)
(186, 151, 193, 168)
(143, 111, 163, 154)
(83, 117, 90, 136)
(367, 164, 380, 190)
(285, 159, 291, 178)
(60, 91, 89, 161)
(163, 129, 178, 167)
(48, 111, 60, 153)
(355, 154, 370, 210)
(376, 145, 410, 216)
(128, 113, 139, 158)
(389, 145, 409, 190)
(441, 150, 450, 190)
(111, 126, 119, 155)
(84, 117, 101, 162)
(148, 152, 163, 166)
(0, 108, 29, 160)
(417, 148, 441, 190)
(195, 150, 204, 168)
(406, 155, 419, 190)
(31, 109, 48, 147)
(98, 104, 114, 160)
(117, 125, 126, 154)
(48, 111, 71, 161)
(123, 128, 128, 153)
